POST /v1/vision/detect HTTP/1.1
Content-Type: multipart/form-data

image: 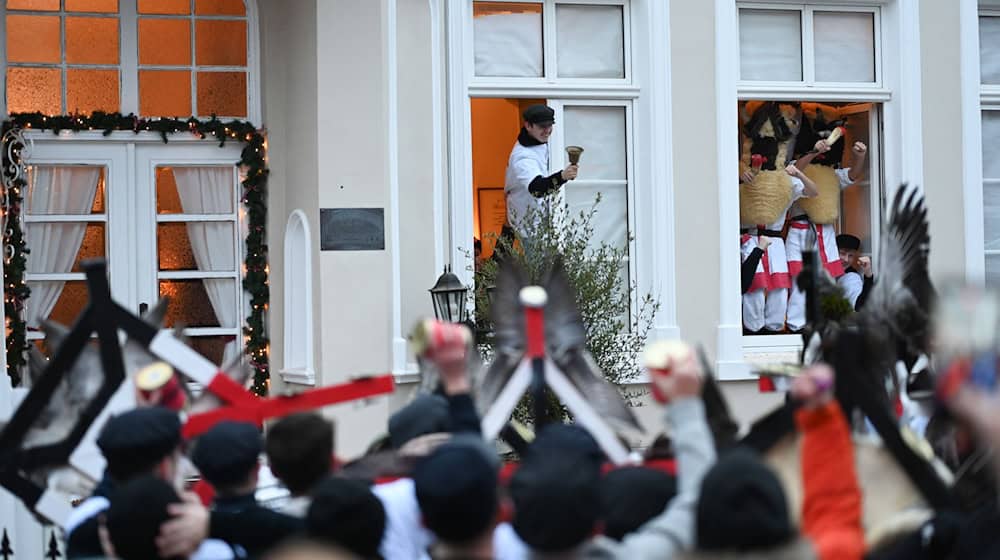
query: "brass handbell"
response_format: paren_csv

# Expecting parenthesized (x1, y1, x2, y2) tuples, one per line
(565, 145, 584, 165)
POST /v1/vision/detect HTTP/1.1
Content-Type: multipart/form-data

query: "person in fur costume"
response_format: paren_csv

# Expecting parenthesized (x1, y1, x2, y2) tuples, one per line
(678, 364, 865, 560)
(739, 101, 818, 333)
(785, 109, 868, 332)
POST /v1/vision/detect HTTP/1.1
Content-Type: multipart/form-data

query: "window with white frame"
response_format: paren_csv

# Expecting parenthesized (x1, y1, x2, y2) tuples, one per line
(737, 4, 880, 87)
(472, 0, 629, 81)
(980, 10, 1000, 285)
(467, 0, 635, 317)
(735, 3, 884, 348)
(3, 0, 252, 118)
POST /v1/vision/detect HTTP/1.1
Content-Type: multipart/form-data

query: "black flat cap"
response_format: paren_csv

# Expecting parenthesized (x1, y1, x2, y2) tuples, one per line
(600, 466, 677, 540)
(511, 452, 602, 552)
(388, 394, 450, 449)
(413, 435, 500, 543)
(97, 407, 181, 480)
(191, 420, 262, 488)
(523, 104, 555, 126)
(836, 234, 861, 251)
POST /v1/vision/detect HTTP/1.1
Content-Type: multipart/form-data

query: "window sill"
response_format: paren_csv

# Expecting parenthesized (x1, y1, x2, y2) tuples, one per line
(279, 368, 316, 386)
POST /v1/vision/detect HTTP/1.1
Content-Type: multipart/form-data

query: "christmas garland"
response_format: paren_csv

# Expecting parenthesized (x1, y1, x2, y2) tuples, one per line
(1, 112, 271, 395)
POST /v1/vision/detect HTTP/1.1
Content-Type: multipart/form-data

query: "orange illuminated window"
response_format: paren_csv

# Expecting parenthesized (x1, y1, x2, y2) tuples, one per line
(67, 69, 119, 113)
(66, 0, 118, 12)
(137, 0, 189, 14)
(5, 1, 250, 118)
(138, 19, 191, 65)
(6, 67, 61, 114)
(139, 70, 192, 117)
(5, 4, 121, 115)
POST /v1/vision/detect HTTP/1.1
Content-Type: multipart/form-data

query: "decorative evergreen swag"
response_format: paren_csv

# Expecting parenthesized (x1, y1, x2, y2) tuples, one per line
(0, 112, 271, 395)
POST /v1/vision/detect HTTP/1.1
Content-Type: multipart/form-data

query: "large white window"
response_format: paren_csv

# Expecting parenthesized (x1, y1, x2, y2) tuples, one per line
(734, 3, 885, 361)
(980, 11, 1000, 285)
(465, 1, 636, 304)
(23, 139, 247, 366)
(737, 4, 880, 87)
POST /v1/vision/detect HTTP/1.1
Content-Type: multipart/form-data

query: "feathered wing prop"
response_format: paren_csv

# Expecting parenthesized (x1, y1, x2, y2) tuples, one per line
(475, 261, 529, 411)
(542, 258, 641, 432)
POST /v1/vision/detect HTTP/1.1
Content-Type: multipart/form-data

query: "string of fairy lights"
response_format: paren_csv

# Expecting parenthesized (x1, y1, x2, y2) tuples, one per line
(0, 112, 271, 395)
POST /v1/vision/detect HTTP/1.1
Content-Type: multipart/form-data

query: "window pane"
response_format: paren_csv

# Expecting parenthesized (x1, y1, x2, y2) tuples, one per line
(159, 279, 237, 328)
(739, 9, 802, 81)
(195, 0, 245, 16)
(66, 0, 118, 12)
(6, 15, 61, 63)
(7, 0, 58, 10)
(985, 182, 1000, 250)
(189, 335, 241, 366)
(6, 67, 62, 114)
(987, 254, 1000, 289)
(26, 222, 105, 272)
(197, 71, 247, 117)
(556, 4, 624, 79)
(158, 222, 236, 271)
(139, 69, 192, 117)
(838, 109, 872, 251)
(26, 280, 87, 329)
(565, 183, 628, 252)
(156, 166, 235, 214)
(138, 0, 189, 14)
(563, 106, 627, 180)
(983, 112, 1000, 179)
(139, 18, 191, 66)
(26, 166, 105, 215)
(66, 16, 120, 64)
(195, 20, 247, 66)
(67, 68, 120, 113)
(814, 12, 875, 83)
(981, 16, 1000, 85)
(474, 1, 543, 77)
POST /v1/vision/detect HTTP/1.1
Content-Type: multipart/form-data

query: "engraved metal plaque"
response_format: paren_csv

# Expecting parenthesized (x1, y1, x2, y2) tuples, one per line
(320, 208, 385, 251)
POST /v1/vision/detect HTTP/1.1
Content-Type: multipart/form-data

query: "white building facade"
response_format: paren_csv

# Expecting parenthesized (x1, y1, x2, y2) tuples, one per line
(0, 1, 997, 549)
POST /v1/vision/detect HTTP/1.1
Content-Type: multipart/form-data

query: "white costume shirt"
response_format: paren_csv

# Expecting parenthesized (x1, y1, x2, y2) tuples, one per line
(838, 269, 865, 308)
(504, 139, 551, 238)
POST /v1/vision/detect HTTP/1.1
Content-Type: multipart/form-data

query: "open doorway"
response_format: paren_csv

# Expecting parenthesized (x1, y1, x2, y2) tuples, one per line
(470, 97, 545, 261)
(738, 100, 881, 336)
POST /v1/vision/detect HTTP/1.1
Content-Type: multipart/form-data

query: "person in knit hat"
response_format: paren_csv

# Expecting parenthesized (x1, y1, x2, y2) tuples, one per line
(680, 364, 865, 560)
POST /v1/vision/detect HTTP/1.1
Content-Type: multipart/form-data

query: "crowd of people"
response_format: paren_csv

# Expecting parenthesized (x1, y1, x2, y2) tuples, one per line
(54, 318, 1000, 560)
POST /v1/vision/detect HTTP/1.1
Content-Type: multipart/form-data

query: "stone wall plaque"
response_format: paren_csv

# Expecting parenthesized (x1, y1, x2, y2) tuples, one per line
(320, 208, 385, 251)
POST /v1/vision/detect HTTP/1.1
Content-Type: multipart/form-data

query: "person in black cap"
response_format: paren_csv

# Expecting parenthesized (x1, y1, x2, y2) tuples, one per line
(306, 477, 385, 559)
(503, 103, 579, 242)
(413, 435, 501, 559)
(599, 466, 678, 541)
(65, 406, 183, 558)
(836, 233, 873, 310)
(685, 364, 865, 560)
(191, 420, 264, 512)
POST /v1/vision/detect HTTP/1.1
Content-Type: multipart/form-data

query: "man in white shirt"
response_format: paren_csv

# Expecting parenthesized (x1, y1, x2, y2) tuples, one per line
(835, 233, 873, 310)
(504, 104, 578, 242)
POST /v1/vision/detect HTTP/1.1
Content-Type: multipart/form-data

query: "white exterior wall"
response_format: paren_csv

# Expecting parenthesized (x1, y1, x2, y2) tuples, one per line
(256, 0, 978, 447)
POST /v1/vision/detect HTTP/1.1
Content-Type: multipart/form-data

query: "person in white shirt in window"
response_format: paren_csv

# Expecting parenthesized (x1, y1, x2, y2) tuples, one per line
(786, 138, 868, 332)
(741, 164, 818, 334)
(835, 233, 873, 310)
(503, 104, 579, 244)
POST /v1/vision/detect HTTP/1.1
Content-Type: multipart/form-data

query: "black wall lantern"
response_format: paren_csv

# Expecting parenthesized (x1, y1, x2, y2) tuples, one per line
(429, 265, 469, 324)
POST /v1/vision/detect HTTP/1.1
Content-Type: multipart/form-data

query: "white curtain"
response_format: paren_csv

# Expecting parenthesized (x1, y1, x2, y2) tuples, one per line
(474, 12, 543, 77)
(172, 167, 239, 365)
(982, 16, 1000, 85)
(813, 12, 875, 83)
(556, 5, 625, 79)
(25, 166, 101, 328)
(738, 9, 803, 82)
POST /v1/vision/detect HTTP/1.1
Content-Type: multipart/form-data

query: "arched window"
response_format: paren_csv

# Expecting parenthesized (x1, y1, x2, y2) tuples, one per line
(281, 209, 315, 385)
(3, 0, 256, 120)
